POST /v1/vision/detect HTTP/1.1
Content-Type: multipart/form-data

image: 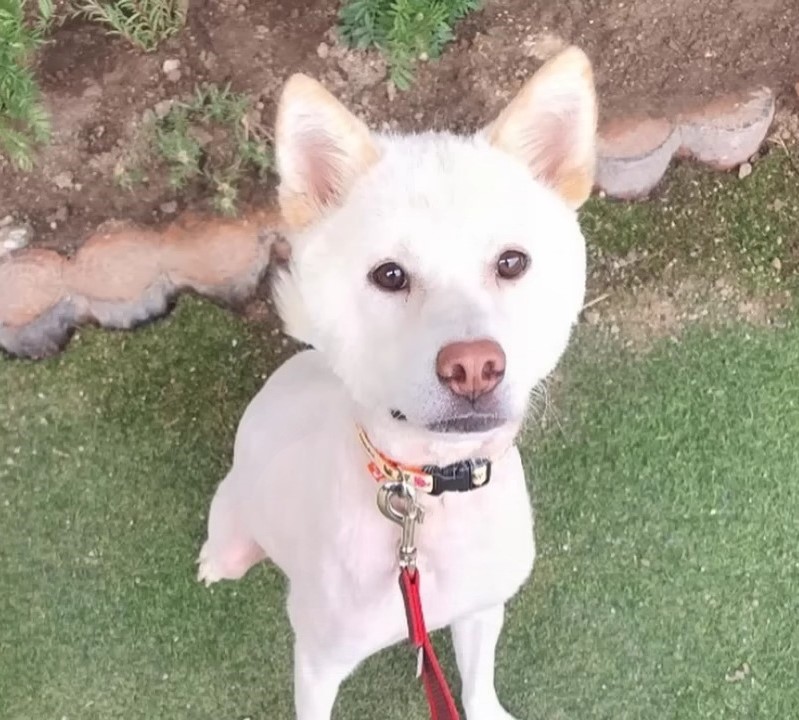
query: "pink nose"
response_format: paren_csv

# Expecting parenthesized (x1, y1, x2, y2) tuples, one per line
(436, 339, 506, 400)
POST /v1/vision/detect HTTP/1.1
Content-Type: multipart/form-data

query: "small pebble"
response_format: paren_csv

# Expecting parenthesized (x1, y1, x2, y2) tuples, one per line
(162, 58, 181, 75)
(200, 50, 218, 71)
(53, 171, 74, 190)
(82, 82, 103, 99)
(154, 99, 175, 118)
(317, 42, 329, 59)
(0, 224, 33, 254)
(738, 162, 752, 179)
(160, 201, 178, 215)
(584, 309, 600, 325)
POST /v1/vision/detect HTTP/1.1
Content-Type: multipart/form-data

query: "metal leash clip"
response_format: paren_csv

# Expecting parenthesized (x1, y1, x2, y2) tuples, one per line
(377, 479, 425, 569)
(377, 478, 426, 677)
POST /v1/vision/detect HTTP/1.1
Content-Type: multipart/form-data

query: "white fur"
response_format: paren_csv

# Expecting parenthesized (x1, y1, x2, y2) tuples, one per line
(199, 48, 595, 719)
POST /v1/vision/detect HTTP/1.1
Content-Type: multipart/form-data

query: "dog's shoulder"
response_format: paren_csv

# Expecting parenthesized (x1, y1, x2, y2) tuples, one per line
(233, 349, 348, 457)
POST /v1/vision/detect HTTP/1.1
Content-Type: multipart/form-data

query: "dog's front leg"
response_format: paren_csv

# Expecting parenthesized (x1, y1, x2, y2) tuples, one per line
(451, 604, 519, 720)
(293, 640, 355, 720)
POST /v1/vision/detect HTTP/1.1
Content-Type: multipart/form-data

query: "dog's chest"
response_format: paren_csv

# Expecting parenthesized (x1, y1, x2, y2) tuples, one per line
(416, 495, 536, 626)
(320, 470, 535, 657)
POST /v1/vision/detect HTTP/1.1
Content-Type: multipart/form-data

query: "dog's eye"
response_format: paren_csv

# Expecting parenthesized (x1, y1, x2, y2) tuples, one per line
(496, 250, 529, 280)
(370, 262, 409, 292)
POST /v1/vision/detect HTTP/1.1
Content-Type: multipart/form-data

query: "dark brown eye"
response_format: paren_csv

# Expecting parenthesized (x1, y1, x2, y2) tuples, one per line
(496, 250, 529, 280)
(370, 261, 408, 292)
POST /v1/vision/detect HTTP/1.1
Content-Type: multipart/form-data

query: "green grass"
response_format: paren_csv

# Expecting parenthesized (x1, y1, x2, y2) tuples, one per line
(71, 0, 187, 52)
(581, 148, 799, 290)
(117, 83, 272, 214)
(514, 320, 799, 718)
(1, 296, 798, 719)
(0, 0, 53, 170)
(338, 0, 481, 89)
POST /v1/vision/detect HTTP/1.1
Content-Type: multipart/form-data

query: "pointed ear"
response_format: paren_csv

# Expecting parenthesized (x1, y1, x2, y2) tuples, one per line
(275, 74, 379, 229)
(482, 47, 597, 208)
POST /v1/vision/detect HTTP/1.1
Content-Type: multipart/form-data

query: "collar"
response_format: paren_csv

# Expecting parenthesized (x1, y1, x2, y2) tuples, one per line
(357, 426, 492, 496)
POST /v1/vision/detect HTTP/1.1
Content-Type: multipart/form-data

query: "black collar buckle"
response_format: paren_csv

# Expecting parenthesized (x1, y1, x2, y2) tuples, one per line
(423, 458, 492, 497)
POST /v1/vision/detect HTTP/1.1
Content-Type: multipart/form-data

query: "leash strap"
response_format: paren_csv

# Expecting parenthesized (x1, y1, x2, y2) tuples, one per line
(399, 568, 461, 720)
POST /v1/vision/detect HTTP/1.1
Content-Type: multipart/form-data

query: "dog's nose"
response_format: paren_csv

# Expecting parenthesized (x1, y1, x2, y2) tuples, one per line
(436, 339, 506, 400)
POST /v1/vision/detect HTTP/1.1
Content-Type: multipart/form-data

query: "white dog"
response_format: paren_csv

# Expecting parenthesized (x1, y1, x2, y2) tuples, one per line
(198, 46, 596, 720)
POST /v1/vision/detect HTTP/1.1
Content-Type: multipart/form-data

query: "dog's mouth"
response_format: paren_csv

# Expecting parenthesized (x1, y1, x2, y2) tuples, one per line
(426, 414, 505, 434)
(390, 409, 505, 434)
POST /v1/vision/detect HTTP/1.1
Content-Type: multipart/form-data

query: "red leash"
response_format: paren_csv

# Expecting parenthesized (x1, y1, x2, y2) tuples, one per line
(368, 429, 497, 720)
(377, 480, 460, 720)
(399, 567, 461, 720)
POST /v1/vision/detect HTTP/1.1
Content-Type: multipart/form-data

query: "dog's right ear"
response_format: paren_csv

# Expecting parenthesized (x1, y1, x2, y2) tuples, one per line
(276, 74, 379, 229)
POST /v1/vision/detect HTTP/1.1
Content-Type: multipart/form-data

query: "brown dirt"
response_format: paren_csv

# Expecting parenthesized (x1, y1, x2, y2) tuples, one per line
(1, 0, 798, 252)
(581, 276, 794, 352)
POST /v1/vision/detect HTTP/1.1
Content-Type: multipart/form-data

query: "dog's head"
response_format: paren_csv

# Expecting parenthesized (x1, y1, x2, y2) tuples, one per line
(272, 48, 595, 451)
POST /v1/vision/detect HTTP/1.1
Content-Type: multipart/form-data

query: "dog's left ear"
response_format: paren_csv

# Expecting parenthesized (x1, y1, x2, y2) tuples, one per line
(482, 47, 597, 209)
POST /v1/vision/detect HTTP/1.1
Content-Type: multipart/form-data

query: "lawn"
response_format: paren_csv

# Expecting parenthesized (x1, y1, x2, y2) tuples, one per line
(1, 292, 797, 719)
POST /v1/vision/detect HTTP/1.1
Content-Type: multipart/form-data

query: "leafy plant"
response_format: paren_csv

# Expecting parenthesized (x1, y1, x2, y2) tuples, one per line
(338, 0, 480, 89)
(71, 0, 188, 52)
(154, 103, 203, 188)
(0, 0, 54, 170)
(120, 83, 271, 215)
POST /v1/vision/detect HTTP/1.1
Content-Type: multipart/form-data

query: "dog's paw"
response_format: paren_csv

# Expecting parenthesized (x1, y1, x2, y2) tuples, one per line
(195, 540, 222, 587)
(195, 537, 266, 586)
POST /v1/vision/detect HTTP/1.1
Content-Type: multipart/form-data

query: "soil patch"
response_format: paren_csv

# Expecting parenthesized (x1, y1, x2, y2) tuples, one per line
(582, 275, 793, 352)
(1, 0, 797, 251)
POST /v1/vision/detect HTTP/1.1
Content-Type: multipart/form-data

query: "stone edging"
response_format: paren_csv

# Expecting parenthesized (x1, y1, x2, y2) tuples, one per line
(595, 87, 776, 198)
(0, 86, 779, 359)
(0, 210, 284, 359)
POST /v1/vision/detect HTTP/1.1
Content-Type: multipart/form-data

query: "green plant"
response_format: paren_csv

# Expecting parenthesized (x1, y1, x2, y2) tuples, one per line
(71, 0, 187, 52)
(338, 0, 480, 89)
(113, 163, 146, 189)
(0, 0, 53, 170)
(154, 103, 203, 188)
(121, 83, 271, 214)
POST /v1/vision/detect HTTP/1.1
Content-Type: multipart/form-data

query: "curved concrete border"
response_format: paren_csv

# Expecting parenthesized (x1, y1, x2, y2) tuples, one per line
(0, 86, 781, 359)
(596, 87, 776, 199)
(0, 209, 284, 359)
(596, 117, 682, 200)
